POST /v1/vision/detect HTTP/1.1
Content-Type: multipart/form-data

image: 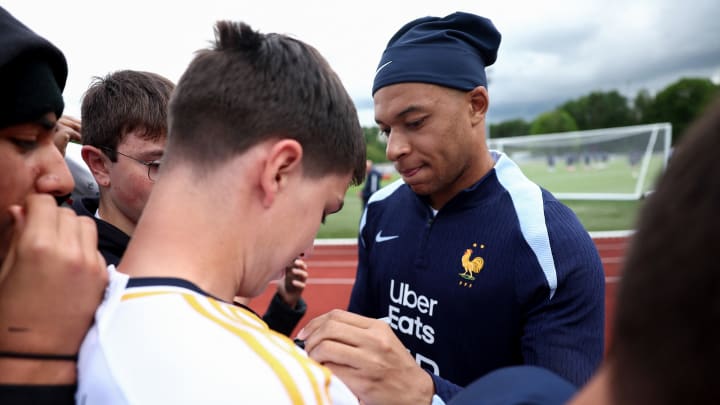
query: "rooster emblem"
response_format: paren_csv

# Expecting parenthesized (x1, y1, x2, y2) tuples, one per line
(459, 244, 484, 281)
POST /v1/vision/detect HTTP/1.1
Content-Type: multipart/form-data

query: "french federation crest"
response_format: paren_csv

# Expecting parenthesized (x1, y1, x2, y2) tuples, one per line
(459, 243, 485, 287)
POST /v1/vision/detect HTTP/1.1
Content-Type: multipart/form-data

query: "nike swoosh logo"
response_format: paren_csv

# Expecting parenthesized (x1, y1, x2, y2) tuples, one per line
(375, 230, 399, 243)
(375, 60, 393, 75)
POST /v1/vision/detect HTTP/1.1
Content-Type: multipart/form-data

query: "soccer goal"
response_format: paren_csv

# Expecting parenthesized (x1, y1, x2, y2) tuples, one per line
(487, 123, 672, 200)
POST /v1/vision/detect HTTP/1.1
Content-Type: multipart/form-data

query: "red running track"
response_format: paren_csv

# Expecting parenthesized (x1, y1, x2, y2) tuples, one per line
(248, 234, 629, 350)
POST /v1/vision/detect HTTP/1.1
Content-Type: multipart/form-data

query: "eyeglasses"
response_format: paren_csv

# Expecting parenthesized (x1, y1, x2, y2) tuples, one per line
(99, 146, 161, 182)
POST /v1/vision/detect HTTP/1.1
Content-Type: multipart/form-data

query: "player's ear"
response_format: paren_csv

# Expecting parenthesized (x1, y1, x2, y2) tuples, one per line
(81, 145, 111, 187)
(468, 85, 489, 126)
(259, 139, 303, 207)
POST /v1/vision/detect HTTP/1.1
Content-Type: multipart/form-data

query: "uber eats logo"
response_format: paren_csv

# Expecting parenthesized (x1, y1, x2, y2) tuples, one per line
(386, 279, 436, 344)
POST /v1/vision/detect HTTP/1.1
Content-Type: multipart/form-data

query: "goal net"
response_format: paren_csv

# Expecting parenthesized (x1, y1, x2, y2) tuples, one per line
(487, 123, 672, 200)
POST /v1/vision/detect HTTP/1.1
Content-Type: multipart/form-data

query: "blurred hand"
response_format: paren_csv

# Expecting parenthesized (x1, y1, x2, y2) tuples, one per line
(297, 310, 435, 405)
(276, 257, 308, 308)
(53, 115, 82, 156)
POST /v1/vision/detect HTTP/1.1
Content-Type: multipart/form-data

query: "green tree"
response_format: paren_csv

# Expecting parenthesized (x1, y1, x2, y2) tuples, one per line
(562, 90, 634, 130)
(489, 119, 530, 138)
(648, 78, 719, 144)
(632, 89, 654, 124)
(530, 109, 578, 134)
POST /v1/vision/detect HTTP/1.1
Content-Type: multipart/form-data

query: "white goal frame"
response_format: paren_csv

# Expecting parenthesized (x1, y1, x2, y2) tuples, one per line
(488, 123, 673, 200)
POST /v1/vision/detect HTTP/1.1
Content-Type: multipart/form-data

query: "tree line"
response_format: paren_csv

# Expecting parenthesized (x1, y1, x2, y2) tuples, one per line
(489, 77, 719, 144)
(361, 76, 719, 163)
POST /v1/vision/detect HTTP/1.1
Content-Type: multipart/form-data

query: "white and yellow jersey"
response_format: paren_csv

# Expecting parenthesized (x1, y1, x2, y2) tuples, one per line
(77, 267, 357, 405)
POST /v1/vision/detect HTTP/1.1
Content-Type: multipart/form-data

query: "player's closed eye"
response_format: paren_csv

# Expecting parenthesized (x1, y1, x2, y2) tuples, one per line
(406, 117, 425, 129)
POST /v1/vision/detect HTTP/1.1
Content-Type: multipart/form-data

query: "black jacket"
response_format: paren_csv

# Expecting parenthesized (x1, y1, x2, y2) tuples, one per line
(72, 198, 129, 266)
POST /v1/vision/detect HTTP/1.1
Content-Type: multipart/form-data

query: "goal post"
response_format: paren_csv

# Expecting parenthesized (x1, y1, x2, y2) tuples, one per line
(487, 123, 672, 200)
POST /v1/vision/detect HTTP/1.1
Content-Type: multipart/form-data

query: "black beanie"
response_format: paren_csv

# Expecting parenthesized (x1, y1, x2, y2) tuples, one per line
(372, 12, 501, 95)
(0, 6, 67, 130)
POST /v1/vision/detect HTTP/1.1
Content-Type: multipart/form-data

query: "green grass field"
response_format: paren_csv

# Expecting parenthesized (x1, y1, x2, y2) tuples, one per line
(317, 184, 366, 239)
(517, 154, 664, 195)
(317, 155, 665, 238)
(317, 184, 649, 239)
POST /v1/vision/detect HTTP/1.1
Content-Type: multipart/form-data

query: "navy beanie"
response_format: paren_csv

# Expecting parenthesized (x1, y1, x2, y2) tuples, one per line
(0, 6, 67, 130)
(372, 11, 501, 95)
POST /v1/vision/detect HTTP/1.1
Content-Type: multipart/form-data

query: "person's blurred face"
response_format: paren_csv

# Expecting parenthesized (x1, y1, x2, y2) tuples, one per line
(105, 131, 165, 227)
(0, 112, 74, 262)
(374, 82, 488, 208)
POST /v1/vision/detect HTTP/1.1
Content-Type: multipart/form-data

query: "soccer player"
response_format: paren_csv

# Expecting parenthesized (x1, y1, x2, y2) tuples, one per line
(76, 20, 366, 404)
(299, 12, 604, 404)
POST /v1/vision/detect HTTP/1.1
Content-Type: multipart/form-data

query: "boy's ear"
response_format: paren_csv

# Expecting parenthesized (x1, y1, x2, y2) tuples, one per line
(259, 139, 303, 207)
(81, 145, 111, 187)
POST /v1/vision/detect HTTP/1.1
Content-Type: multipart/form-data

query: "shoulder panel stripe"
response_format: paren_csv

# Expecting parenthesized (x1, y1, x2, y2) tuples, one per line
(359, 178, 405, 237)
(205, 298, 330, 401)
(183, 294, 324, 405)
(208, 298, 266, 331)
(121, 291, 174, 301)
(494, 153, 558, 299)
(368, 178, 405, 205)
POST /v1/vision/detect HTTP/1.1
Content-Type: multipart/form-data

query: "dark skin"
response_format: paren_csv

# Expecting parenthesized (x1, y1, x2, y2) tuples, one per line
(0, 114, 108, 384)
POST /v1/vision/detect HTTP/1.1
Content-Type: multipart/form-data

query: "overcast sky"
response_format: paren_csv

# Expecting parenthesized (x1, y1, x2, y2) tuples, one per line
(4, 0, 719, 126)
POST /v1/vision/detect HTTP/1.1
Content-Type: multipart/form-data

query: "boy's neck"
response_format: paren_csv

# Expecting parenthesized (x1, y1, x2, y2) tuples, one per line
(118, 173, 249, 302)
(97, 195, 136, 237)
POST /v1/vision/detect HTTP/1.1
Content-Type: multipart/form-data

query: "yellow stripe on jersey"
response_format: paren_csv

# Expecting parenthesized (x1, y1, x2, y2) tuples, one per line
(207, 299, 330, 405)
(209, 299, 261, 329)
(121, 291, 174, 301)
(213, 299, 249, 324)
(183, 294, 321, 405)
